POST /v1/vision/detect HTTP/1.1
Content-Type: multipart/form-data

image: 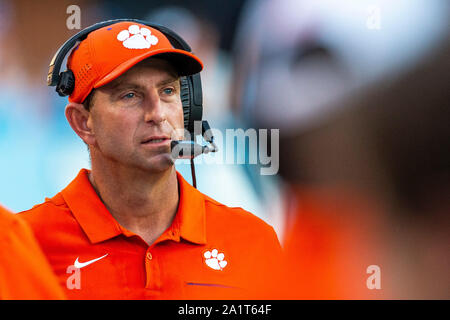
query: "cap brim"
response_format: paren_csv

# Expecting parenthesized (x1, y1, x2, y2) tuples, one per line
(94, 48, 203, 89)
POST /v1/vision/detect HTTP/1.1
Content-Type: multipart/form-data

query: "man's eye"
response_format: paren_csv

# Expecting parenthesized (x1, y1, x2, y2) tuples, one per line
(163, 88, 174, 95)
(123, 92, 135, 99)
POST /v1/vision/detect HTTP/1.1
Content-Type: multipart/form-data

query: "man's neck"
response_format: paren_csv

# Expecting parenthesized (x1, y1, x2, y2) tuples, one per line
(88, 161, 179, 245)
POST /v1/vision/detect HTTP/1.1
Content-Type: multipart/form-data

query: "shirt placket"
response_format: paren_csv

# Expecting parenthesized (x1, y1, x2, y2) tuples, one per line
(144, 247, 162, 291)
(143, 225, 180, 292)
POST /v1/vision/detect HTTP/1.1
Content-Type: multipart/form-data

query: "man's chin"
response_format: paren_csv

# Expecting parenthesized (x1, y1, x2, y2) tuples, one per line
(140, 153, 175, 172)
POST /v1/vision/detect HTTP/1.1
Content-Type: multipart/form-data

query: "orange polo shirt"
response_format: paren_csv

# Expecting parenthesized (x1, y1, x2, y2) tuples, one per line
(0, 205, 66, 299)
(19, 169, 282, 299)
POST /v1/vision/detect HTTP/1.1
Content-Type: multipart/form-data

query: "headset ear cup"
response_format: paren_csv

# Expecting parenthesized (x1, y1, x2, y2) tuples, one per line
(180, 76, 191, 134)
(56, 70, 75, 97)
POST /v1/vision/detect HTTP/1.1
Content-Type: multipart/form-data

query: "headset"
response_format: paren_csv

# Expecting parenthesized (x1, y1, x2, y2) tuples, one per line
(47, 18, 217, 188)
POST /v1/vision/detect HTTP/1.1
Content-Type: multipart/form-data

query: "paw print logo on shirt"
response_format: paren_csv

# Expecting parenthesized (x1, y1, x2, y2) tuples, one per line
(116, 24, 158, 49)
(203, 249, 228, 271)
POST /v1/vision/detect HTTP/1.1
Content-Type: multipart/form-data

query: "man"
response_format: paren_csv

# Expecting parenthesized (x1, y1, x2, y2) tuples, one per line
(19, 21, 281, 299)
(0, 205, 66, 299)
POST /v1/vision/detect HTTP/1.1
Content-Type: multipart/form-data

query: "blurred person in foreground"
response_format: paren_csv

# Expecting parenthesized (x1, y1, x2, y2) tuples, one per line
(0, 204, 66, 299)
(280, 38, 450, 299)
(18, 20, 281, 299)
(231, 0, 449, 298)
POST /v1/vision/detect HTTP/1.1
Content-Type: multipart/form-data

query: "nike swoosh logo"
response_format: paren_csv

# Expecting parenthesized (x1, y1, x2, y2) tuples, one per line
(74, 254, 108, 269)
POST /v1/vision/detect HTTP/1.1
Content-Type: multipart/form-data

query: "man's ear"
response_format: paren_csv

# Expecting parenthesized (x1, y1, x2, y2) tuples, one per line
(65, 102, 96, 146)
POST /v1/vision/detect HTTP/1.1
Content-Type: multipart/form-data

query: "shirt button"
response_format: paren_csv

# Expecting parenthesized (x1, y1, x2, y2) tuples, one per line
(146, 252, 152, 260)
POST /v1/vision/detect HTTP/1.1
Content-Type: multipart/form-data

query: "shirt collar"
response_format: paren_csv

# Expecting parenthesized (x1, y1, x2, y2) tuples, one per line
(61, 169, 206, 245)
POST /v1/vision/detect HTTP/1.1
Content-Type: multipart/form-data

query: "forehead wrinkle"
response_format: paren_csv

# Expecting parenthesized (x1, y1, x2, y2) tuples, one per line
(102, 72, 179, 95)
(101, 74, 142, 93)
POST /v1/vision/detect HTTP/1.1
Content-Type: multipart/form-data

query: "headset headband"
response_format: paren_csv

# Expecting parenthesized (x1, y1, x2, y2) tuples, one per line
(47, 18, 192, 87)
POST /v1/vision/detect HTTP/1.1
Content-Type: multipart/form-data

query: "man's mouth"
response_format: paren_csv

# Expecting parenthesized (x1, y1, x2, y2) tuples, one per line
(141, 136, 171, 145)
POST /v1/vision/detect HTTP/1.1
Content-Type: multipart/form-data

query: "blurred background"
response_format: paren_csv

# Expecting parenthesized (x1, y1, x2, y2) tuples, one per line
(0, 0, 448, 299)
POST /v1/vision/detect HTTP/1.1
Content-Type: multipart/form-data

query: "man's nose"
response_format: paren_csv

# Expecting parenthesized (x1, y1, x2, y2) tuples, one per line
(143, 89, 166, 124)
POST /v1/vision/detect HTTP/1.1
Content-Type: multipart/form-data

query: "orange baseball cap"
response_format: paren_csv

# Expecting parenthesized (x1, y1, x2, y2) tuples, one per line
(67, 21, 203, 103)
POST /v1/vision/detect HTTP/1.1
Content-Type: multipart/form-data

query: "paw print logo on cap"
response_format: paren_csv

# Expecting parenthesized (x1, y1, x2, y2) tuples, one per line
(116, 24, 158, 49)
(203, 249, 228, 271)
